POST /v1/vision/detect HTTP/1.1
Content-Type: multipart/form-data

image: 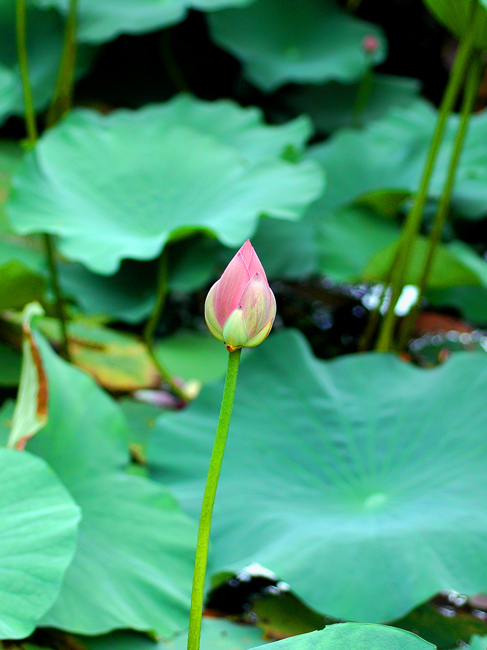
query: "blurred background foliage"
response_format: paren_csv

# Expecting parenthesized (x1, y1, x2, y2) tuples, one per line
(3, 0, 487, 649)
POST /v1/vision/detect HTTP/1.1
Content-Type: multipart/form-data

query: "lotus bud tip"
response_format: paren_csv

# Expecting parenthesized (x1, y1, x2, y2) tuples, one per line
(205, 241, 276, 351)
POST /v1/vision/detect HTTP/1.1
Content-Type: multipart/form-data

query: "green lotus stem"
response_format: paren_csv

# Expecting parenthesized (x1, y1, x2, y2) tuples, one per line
(160, 30, 189, 92)
(43, 233, 72, 361)
(397, 54, 484, 350)
(142, 251, 187, 401)
(46, 0, 78, 127)
(187, 348, 242, 650)
(15, 0, 37, 144)
(357, 282, 387, 351)
(375, 3, 482, 352)
(351, 65, 374, 128)
(346, 0, 362, 13)
(15, 0, 72, 362)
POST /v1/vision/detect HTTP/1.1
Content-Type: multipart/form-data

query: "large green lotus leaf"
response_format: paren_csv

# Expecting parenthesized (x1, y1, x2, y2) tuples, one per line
(33, 0, 256, 44)
(119, 399, 161, 454)
(8, 99, 323, 275)
(423, 0, 487, 48)
(307, 99, 487, 223)
(284, 74, 421, 134)
(82, 618, 269, 650)
(148, 329, 487, 623)
(249, 623, 434, 650)
(40, 472, 196, 636)
(0, 448, 80, 639)
(208, 0, 386, 92)
(26, 335, 197, 637)
(469, 635, 487, 650)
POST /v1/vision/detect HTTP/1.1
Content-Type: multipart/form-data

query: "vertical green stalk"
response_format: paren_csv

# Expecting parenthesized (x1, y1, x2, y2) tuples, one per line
(351, 64, 374, 128)
(160, 30, 189, 93)
(43, 233, 71, 361)
(15, 0, 72, 361)
(374, 3, 482, 352)
(16, 0, 37, 144)
(142, 251, 187, 401)
(397, 54, 484, 350)
(46, 0, 78, 127)
(187, 348, 242, 650)
(346, 0, 363, 13)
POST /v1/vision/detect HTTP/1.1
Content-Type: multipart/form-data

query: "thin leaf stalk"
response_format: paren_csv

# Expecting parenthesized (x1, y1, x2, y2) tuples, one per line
(357, 281, 387, 351)
(160, 29, 189, 93)
(374, 3, 482, 352)
(46, 0, 78, 127)
(397, 53, 484, 350)
(15, 0, 37, 144)
(142, 251, 187, 401)
(15, 0, 72, 361)
(351, 63, 374, 128)
(186, 348, 242, 650)
(43, 233, 71, 361)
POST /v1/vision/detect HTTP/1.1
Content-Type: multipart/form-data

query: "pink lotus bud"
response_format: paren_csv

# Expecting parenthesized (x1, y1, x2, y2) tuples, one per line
(362, 35, 379, 54)
(205, 240, 276, 352)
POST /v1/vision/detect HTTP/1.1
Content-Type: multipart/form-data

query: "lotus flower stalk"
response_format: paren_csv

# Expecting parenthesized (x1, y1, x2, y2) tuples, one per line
(187, 241, 275, 650)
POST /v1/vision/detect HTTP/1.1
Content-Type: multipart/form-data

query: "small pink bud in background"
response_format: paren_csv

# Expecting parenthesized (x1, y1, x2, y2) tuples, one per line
(205, 240, 276, 352)
(362, 35, 379, 55)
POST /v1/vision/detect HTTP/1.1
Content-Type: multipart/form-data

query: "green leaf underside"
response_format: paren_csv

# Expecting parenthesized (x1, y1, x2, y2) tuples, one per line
(249, 623, 434, 649)
(395, 600, 487, 649)
(0, 448, 80, 639)
(8, 96, 323, 274)
(0, 260, 45, 311)
(423, 0, 487, 48)
(363, 235, 484, 288)
(59, 259, 158, 324)
(316, 205, 400, 281)
(249, 216, 319, 279)
(32, 0, 256, 44)
(25, 334, 197, 637)
(149, 329, 487, 623)
(82, 618, 269, 650)
(208, 0, 386, 91)
(0, 342, 21, 386)
(316, 205, 487, 287)
(427, 285, 487, 325)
